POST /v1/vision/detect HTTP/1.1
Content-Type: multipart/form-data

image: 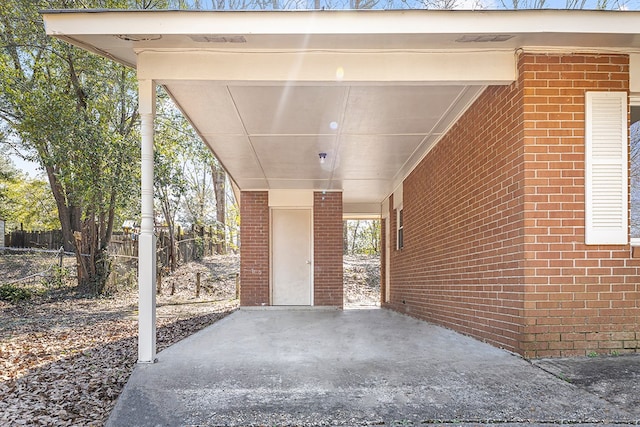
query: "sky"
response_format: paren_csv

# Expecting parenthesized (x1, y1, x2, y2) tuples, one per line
(10, 154, 41, 178)
(3, 137, 42, 179)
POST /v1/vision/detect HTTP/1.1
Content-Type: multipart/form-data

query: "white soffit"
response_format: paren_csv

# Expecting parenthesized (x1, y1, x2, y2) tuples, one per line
(41, 9, 640, 207)
(269, 190, 314, 207)
(138, 51, 515, 84)
(343, 203, 382, 219)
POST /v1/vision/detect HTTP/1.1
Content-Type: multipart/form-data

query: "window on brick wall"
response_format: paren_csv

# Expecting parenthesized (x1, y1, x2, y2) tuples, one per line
(631, 102, 640, 243)
(397, 207, 404, 250)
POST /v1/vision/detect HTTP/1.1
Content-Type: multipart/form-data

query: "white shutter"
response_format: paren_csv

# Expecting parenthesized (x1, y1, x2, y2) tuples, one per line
(585, 91, 628, 245)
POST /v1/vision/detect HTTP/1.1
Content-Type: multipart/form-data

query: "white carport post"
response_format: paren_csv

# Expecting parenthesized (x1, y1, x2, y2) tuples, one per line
(138, 79, 157, 363)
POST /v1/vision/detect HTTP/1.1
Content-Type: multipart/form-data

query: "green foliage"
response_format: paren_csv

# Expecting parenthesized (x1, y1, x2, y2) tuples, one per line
(0, 283, 31, 303)
(44, 265, 71, 289)
(154, 88, 221, 229)
(2, 174, 60, 231)
(154, 89, 190, 230)
(344, 220, 381, 255)
(193, 235, 204, 260)
(0, 153, 17, 220)
(0, 0, 141, 293)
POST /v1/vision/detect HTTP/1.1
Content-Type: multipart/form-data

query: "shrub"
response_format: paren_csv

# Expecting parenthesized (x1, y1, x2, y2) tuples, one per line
(194, 236, 204, 261)
(0, 283, 32, 303)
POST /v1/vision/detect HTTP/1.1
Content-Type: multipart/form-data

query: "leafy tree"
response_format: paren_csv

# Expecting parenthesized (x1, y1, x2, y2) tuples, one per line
(225, 188, 240, 252)
(211, 159, 227, 254)
(0, 0, 140, 294)
(3, 175, 61, 231)
(0, 153, 18, 221)
(181, 140, 217, 228)
(344, 220, 380, 255)
(154, 89, 233, 264)
(154, 90, 189, 271)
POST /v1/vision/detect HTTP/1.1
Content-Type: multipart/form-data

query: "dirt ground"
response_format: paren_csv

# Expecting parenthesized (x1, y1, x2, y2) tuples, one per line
(0, 254, 240, 426)
(0, 253, 380, 426)
(343, 254, 380, 307)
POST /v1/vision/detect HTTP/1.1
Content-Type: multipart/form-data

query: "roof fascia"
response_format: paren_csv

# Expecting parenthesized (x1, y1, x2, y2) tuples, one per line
(42, 9, 640, 38)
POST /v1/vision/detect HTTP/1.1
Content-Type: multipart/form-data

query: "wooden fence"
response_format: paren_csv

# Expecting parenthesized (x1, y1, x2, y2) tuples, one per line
(109, 226, 220, 270)
(3, 226, 223, 270)
(3, 229, 65, 250)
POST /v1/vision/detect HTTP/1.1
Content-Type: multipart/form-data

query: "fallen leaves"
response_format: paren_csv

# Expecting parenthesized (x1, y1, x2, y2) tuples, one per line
(0, 255, 239, 426)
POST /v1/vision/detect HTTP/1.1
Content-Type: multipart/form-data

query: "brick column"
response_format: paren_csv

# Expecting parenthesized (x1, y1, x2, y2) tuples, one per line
(313, 191, 343, 307)
(240, 191, 269, 306)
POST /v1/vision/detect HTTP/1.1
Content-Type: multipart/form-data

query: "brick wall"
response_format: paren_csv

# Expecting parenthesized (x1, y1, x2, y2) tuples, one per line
(520, 53, 640, 357)
(385, 52, 640, 357)
(385, 79, 527, 354)
(239, 191, 269, 306)
(313, 191, 343, 307)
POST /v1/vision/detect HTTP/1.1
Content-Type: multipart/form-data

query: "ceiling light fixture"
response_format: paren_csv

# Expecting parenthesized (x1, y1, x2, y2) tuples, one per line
(319, 152, 327, 164)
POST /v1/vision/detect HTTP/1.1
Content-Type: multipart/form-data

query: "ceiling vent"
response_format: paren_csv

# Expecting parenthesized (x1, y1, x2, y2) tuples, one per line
(116, 34, 162, 42)
(189, 35, 247, 43)
(456, 34, 514, 43)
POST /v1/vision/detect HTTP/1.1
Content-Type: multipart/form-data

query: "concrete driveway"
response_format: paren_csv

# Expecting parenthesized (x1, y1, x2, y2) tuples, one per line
(107, 308, 638, 426)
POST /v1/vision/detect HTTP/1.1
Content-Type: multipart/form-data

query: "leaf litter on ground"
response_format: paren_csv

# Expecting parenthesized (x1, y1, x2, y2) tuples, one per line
(0, 253, 380, 426)
(0, 254, 240, 426)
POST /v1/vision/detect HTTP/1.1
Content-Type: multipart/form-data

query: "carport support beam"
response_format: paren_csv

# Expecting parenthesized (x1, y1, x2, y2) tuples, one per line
(138, 79, 157, 363)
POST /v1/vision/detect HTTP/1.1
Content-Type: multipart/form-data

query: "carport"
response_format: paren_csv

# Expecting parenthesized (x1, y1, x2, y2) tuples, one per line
(43, 9, 640, 362)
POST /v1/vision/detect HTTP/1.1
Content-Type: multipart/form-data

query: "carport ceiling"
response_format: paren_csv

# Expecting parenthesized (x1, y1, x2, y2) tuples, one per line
(42, 9, 640, 211)
(161, 82, 483, 204)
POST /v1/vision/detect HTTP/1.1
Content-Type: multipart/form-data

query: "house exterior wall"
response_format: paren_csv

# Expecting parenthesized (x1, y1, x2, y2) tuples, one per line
(384, 80, 527, 354)
(385, 53, 640, 358)
(313, 191, 344, 307)
(239, 190, 343, 307)
(240, 191, 270, 306)
(520, 54, 639, 358)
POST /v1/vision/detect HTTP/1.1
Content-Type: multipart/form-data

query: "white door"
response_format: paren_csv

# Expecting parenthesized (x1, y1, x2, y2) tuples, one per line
(272, 209, 312, 305)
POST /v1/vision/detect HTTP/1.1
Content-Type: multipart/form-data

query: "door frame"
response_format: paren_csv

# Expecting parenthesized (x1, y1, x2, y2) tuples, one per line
(269, 207, 314, 306)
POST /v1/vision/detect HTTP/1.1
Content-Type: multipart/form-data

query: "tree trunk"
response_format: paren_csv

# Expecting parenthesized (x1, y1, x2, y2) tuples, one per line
(161, 198, 177, 273)
(350, 220, 360, 255)
(343, 221, 348, 254)
(44, 164, 113, 294)
(212, 162, 226, 254)
(45, 165, 74, 252)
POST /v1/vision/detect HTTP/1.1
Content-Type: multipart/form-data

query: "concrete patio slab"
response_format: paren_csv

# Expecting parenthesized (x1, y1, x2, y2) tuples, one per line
(533, 354, 640, 419)
(107, 309, 638, 426)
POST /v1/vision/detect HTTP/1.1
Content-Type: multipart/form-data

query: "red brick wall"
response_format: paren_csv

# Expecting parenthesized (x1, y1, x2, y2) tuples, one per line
(385, 79, 527, 354)
(385, 52, 640, 357)
(239, 191, 269, 306)
(313, 191, 343, 307)
(520, 53, 640, 357)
